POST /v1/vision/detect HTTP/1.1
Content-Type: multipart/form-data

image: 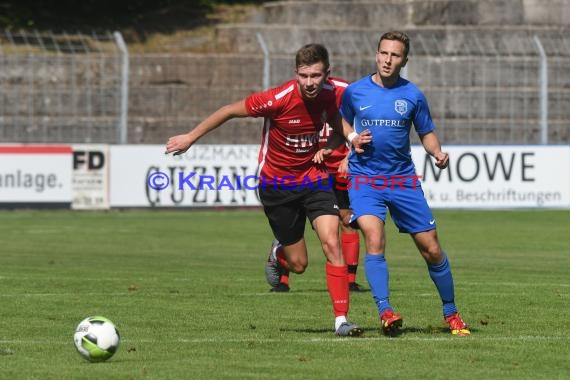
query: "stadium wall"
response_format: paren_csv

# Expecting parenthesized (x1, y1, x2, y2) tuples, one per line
(1, 144, 569, 209)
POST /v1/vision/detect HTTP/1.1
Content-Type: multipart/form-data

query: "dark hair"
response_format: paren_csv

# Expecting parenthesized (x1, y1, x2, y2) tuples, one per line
(295, 43, 330, 71)
(378, 31, 410, 57)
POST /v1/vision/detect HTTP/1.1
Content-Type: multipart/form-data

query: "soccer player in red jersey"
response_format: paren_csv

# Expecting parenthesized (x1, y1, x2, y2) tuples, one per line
(165, 44, 370, 336)
(268, 108, 364, 293)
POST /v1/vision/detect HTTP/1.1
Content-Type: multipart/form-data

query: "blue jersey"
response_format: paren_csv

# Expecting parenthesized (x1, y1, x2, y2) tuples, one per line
(340, 75, 435, 177)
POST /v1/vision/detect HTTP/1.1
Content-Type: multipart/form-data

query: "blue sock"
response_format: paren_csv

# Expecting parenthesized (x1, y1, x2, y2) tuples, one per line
(365, 254, 392, 315)
(427, 253, 457, 317)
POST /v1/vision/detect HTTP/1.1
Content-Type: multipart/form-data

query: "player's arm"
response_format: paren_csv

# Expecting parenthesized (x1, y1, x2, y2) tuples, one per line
(337, 156, 349, 176)
(340, 117, 371, 153)
(314, 117, 371, 163)
(165, 100, 249, 155)
(337, 86, 371, 151)
(419, 131, 449, 169)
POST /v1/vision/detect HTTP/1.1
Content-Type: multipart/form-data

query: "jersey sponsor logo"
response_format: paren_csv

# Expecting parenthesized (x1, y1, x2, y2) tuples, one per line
(361, 119, 409, 127)
(288, 119, 301, 124)
(395, 100, 407, 115)
(359, 105, 372, 111)
(319, 123, 333, 142)
(285, 133, 319, 149)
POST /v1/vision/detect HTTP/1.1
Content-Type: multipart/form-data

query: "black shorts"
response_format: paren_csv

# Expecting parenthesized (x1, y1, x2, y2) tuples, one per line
(259, 179, 340, 246)
(330, 175, 350, 210)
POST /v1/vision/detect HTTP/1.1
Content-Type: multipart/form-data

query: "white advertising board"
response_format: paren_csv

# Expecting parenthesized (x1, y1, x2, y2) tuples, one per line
(109, 144, 570, 209)
(110, 145, 261, 207)
(0, 145, 72, 206)
(412, 145, 570, 208)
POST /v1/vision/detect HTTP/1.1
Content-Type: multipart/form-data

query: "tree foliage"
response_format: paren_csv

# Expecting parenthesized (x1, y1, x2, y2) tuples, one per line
(0, 1, 270, 32)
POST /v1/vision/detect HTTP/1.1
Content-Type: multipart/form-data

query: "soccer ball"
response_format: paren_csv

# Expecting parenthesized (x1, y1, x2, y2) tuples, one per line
(74, 316, 120, 362)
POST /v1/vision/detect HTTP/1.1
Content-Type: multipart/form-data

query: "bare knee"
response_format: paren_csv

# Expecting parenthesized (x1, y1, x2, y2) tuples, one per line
(321, 236, 338, 255)
(288, 258, 308, 274)
(319, 237, 343, 266)
(420, 243, 443, 264)
(413, 230, 444, 264)
(365, 235, 384, 253)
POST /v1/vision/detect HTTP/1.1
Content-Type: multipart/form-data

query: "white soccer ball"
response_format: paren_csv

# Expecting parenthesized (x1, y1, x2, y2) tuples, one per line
(74, 316, 120, 362)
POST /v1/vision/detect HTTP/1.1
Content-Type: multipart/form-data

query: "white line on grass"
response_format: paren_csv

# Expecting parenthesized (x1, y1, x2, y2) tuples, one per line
(176, 335, 570, 343)
(462, 281, 570, 287)
(1, 336, 569, 345)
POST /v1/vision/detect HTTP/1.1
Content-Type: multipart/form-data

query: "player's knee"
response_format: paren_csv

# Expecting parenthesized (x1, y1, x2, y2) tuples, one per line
(320, 237, 339, 256)
(339, 210, 353, 229)
(422, 244, 443, 263)
(365, 236, 384, 253)
(289, 260, 307, 274)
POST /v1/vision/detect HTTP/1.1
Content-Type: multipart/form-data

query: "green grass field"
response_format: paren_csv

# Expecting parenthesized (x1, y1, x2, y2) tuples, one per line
(0, 209, 568, 379)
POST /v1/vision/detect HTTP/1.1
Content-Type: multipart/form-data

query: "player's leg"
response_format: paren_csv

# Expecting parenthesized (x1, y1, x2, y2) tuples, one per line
(411, 230, 470, 336)
(336, 182, 363, 292)
(307, 183, 362, 337)
(312, 214, 362, 336)
(339, 215, 362, 291)
(265, 233, 309, 279)
(266, 240, 290, 292)
(349, 183, 402, 334)
(261, 189, 308, 290)
(357, 215, 402, 333)
(390, 184, 469, 336)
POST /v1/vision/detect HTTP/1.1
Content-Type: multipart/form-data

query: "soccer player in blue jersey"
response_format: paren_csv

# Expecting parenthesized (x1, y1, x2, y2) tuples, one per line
(339, 31, 470, 336)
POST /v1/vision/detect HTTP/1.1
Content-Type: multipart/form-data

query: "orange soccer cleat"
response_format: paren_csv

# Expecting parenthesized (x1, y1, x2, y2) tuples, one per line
(380, 309, 403, 334)
(445, 312, 471, 337)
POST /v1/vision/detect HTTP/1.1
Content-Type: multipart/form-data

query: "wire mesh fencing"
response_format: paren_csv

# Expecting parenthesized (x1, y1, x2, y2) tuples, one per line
(258, 27, 570, 145)
(1, 28, 568, 145)
(0, 30, 125, 143)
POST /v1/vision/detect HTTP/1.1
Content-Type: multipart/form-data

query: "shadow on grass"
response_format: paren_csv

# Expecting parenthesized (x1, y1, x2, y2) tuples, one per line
(285, 288, 371, 294)
(280, 325, 478, 337)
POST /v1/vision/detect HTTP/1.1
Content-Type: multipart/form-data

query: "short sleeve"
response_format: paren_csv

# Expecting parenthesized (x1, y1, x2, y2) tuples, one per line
(245, 88, 282, 118)
(413, 92, 435, 136)
(339, 86, 355, 126)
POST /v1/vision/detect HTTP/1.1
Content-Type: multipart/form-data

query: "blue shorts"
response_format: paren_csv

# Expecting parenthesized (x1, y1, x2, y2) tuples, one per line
(348, 181, 435, 234)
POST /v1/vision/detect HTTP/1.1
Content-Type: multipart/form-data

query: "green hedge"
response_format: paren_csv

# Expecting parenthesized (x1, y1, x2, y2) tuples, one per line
(0, 0, 275, 31)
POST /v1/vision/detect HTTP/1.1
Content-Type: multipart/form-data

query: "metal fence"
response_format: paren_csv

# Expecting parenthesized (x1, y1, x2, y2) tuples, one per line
(258, 28, 570, 145)
(0, 30, 127, 144)
(0, 28, 569, 145)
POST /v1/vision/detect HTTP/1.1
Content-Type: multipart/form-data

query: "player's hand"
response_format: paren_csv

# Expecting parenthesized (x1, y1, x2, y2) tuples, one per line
(165, 134, 193, 156)
(352, 129, 372, 153)
(434, 151, 449, 169)
(312, 148, 333, 164)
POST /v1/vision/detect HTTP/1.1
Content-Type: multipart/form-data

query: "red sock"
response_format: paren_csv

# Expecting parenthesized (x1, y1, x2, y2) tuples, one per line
(326, 263, 349, 317)
(280, 272, 289, 285)
(276, 246, 290, 270)
(341, 232, 360, 283)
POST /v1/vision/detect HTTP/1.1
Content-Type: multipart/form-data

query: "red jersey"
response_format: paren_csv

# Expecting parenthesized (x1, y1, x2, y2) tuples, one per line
(318, 122, 350, 175)
(245, 77, 348, 183)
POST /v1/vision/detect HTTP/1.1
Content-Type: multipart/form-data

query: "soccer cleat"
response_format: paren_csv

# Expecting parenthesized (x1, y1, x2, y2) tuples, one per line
(264, 240, 283, 288)
(349, 282, 365, 292)
(380, 309, 403, 334)
(445, 312, 471, 336)
(335, 322, 364, 337)
(269, 283, 290, 292)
